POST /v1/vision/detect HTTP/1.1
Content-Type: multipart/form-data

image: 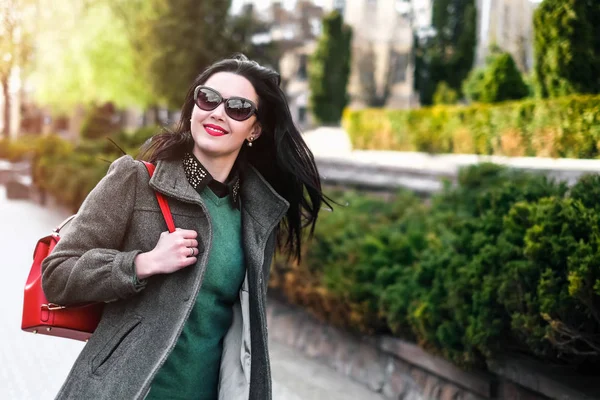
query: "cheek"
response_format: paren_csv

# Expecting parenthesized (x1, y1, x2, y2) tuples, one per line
(191, 107, 208, 122)
(229, 121, 255, 139)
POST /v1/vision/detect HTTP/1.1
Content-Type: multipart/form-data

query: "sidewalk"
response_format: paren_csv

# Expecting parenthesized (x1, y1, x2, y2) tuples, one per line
(0, 186, 383, 400)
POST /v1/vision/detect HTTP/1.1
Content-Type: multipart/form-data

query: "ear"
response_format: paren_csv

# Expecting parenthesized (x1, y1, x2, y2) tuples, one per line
(249, 121, 262, 140)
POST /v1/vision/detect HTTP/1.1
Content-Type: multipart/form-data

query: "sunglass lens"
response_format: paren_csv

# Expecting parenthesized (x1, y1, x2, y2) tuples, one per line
(226, 98, 253, 121)
(196, 88, 221, 111)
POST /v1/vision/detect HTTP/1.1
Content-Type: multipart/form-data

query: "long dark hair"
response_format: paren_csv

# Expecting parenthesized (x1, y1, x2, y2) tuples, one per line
(139, 54, 329, 261)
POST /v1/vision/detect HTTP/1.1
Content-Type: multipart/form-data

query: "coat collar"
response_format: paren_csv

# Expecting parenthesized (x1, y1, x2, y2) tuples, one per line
(149, 158, 289, 227)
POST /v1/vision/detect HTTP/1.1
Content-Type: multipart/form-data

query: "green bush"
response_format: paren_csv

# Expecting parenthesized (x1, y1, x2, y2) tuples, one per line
(433, 82, 459, 105)
(24, 126, 159, 211)
(533, 0, 600, 98)
(272, 163, 600, 371)
(309, 11, 352, 125)
(479, 52, 528, 103)
(343, 94, 600, 158)
(462, 67, 486, 103)
(80, 103, 121, 140)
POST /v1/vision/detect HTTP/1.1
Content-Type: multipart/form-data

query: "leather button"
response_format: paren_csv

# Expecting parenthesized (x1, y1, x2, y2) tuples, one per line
(183, 294, 191, 302)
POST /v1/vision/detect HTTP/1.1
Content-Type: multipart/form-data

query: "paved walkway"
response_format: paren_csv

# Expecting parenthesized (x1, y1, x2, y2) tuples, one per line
(0, 185, 383, 400)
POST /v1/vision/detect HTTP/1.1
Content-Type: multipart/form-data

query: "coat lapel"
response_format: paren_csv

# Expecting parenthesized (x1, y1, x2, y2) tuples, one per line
(148, 159, 204, 206)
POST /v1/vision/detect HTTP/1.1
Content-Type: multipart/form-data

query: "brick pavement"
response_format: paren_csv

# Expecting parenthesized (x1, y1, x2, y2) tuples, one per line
(0, 186, 383, 400)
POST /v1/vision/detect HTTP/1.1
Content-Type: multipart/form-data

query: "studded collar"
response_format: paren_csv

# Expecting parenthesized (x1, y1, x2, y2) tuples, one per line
(182, 152, 241, 209)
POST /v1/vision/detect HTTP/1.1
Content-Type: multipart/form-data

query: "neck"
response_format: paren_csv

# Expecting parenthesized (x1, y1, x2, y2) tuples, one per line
(192, 148, 239, 183)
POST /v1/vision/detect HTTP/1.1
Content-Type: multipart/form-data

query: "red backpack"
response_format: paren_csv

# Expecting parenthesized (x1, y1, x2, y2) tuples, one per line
(21, 161, 175, 341)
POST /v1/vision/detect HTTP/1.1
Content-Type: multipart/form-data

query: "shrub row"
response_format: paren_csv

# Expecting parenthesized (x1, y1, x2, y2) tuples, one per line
(342, 95, 600, 158)
(0, 127, 157, 211)
(270, 164, 600, 371)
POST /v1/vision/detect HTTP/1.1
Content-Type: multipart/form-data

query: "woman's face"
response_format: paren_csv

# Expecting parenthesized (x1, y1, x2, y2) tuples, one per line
(190, 71, 261, 163)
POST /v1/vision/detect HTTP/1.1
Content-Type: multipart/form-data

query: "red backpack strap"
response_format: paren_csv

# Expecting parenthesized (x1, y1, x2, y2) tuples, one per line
(142, 161, 176, 233)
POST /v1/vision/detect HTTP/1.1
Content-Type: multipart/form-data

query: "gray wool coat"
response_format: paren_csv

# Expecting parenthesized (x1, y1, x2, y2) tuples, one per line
(41, 155, 289, 400)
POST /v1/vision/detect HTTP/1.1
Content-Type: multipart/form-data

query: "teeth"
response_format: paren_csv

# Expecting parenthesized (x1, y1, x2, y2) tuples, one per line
(205, 126, 226, 134)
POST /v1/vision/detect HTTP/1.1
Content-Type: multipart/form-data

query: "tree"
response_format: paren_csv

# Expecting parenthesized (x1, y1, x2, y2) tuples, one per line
(433, 81, 458, 105)
(0, 0, 35, 138)
(462, 46, 527, 104)
(308, 11, 352, 125)
(479, 53, 528, 103)
(413, 0, 477, 105)
(136, 0, 233, 109)
(227, 5, 281, 71)
(31, 0, 154, 113)
(533, 0, 600, 98)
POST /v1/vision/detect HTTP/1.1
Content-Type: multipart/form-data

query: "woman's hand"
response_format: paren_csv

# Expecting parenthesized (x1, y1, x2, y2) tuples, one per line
(134, 228, 199, 279)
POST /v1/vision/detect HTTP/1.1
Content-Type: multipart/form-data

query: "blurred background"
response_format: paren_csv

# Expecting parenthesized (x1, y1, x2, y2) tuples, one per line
(2, 0, 600, 399)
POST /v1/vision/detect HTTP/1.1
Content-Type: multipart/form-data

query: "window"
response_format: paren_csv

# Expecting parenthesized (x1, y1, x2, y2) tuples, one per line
(390, 51, 409, 83)
(298, 55, 308, 80)
(298, 106, 307, 124)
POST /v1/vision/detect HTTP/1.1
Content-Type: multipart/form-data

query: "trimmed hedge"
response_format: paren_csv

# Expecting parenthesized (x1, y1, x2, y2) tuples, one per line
(270, 164, 600, 371)
(343, 95, 600, 158)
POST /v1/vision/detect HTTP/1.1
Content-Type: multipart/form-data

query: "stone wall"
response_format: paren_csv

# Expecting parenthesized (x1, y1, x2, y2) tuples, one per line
(266, 297, 598, 400)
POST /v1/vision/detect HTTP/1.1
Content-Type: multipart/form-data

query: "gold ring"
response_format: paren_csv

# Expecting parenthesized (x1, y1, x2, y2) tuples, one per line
(189, 247, 194, 257)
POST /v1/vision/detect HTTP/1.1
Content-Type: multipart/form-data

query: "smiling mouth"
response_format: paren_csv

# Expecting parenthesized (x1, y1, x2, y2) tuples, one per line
(203, 124, 228, 136)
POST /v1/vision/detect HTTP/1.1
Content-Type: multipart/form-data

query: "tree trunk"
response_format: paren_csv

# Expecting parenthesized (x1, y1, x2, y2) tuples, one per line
(2, 78, 10, 139)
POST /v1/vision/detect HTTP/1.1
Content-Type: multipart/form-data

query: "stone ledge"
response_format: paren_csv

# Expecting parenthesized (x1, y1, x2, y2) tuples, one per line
(487, 357, 600, 400)
(378, 337, 492, 398)
(267, 296, 598, 400)
(313, 148, 600, 194)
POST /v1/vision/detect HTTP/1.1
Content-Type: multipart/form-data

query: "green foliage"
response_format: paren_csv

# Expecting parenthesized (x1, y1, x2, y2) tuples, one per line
(533, 0, 600, 98)
(308, 11, 352, 125)
(80, 103, 121, 140)
(405, 165, 568, 366)
(414, 0, 477, 105)
(6, 127, 158, 211)
(272, 163, 600, 370)
(463, 49, 528, 104)
(479, 53, 529, 103)
(433, 82, 459, 105)
(136, 0, 233, 109)
(32, 0, 154, 112)
(462, 68, 486, 103)
(343, 95, 600, 158)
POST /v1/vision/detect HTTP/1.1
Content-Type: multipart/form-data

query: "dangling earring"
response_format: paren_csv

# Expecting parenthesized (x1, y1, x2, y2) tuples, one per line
(247, 136, 254, 147)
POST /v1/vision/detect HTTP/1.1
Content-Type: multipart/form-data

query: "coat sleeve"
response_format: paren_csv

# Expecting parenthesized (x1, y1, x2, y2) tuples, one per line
(41, 155, 146, 305)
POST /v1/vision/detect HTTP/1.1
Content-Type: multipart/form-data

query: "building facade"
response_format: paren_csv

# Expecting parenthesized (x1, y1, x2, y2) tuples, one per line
(342, 0, 432, 109)
(476, 0, 539, 72)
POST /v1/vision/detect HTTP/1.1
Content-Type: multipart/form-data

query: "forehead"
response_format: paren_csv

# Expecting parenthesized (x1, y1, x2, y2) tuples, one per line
(204, 72, 258, 103)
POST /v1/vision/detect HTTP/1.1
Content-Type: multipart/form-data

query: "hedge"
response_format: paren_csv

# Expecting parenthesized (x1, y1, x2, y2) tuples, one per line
(270, 164, 600, 372)
(0, 127, 158, 212)
(342, 95, 600, 158)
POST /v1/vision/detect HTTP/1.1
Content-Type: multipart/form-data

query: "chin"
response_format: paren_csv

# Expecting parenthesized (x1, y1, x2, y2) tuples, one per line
(194, 143, 239, 159)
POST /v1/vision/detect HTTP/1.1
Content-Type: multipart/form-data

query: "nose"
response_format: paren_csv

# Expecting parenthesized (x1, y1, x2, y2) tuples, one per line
(210, 102, 227, 121)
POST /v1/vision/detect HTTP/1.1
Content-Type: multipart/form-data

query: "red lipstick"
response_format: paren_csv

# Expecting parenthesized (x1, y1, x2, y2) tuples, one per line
(203, 124, 228, 137)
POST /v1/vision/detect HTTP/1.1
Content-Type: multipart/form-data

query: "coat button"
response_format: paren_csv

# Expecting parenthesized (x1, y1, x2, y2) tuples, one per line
(183, 294, 191, 302)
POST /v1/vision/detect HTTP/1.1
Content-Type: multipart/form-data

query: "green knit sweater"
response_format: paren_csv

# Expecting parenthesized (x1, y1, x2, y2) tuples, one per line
(147, 188, 245, 400)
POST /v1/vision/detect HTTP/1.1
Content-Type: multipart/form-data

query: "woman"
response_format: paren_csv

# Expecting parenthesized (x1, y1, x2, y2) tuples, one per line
(42, 55, 327, 400)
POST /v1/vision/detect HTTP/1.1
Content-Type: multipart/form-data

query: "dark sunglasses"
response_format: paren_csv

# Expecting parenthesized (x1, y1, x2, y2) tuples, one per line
(193, 86, 259, 122)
